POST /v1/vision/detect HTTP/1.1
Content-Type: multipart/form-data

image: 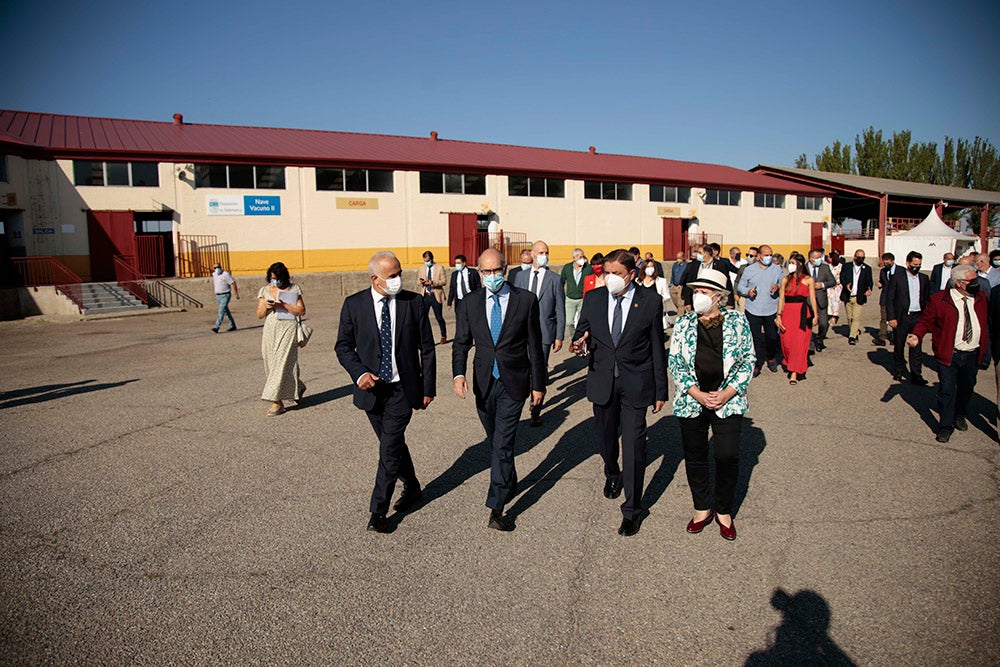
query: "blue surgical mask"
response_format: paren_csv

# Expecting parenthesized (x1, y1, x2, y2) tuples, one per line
(214, 267, 223, 275)
(424, 261, 433, 268)
(483, 274, 505, 292)
(269, 279, 279, 287)
(945, 259, 955, 267)
(812, 258, 823, 267)
(993, 259, 1000, 268)
(536, 254, 549, 267)
(696, 253, 705, 263)
(761, 256, 773, 266)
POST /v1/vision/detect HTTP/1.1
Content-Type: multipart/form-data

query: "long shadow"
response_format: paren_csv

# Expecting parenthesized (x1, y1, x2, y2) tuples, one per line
(640, 415, 685, 513)
(965, 388, 999, 442)
(0, 380, 97, 400)
(733, 417, 767, 517)
(744, 588, 856, 666)
(0, 379, 139, 409)
(296, 384, 353, 409)
(866, 349, 895, 374)
(880, 380, 939, 434)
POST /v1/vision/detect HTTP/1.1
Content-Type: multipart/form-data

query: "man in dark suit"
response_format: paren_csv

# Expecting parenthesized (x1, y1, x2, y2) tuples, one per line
(453, 248, 546, 531)
(875, 252, 897, 346)
(806, 248, 837, 352)
(886, 251, 930, 384)
(990, 282, 1000, 427)
(446, 253, 481, 314)
(506, 248, 535, 286)
(680, 244, 734, 309)
(335, 251, 437, 533)
(929, 252, 955, 294)
(839, 250, 874, 345)
(570, 249, 668, 537)
(513, 239, 566, 426)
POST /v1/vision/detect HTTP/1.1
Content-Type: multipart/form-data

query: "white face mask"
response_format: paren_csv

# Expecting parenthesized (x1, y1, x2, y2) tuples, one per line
(383, 276, 402, 295)
(692, 292, 715, 315)
(644, 267, 655, 276)
(604, 273, 627, 296)
(575, 258, 586, 267)
(535, 254, 549, 267)
(787, 263, 798, 274)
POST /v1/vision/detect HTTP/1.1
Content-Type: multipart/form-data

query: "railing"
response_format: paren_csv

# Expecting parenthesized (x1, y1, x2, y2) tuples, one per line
(136, 235, 165, 277)
(476, 230, 533, 268)
(113, 256, 149, 305)
(145, 280, 203, 309)
(11, 256, 85, 313)
(989, 225, 1000, 238)
(688, 232, 723, 248)
(838, 229, 876, 240)
(178, 235, 230, 277)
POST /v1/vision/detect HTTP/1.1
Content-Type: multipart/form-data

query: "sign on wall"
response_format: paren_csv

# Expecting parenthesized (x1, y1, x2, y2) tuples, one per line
(335, 197, 379, 210)
(207, 195, 281, 216)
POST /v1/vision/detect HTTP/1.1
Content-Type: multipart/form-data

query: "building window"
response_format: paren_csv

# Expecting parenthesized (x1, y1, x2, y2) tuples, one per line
(193, 164, 286, 189)
(754, 192, 785, 208)
(316, 167, 394, 192)
(419, 172, 486, 195)
(508, 175, 565, 198)
(584, 180, 632, 201)
(0, 156, 7, 183)
(649, 185, 691, 203)
(797, 195, 822, 210)
(73, 160, 160, 187)
(705, 188, 741, 206)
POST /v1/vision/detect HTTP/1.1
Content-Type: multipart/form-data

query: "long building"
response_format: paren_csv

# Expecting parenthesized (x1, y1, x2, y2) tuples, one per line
(0, 110, 832, 281)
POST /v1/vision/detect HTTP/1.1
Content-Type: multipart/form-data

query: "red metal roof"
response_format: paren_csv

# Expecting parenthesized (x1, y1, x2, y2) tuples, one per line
(0, 110, 829, 195)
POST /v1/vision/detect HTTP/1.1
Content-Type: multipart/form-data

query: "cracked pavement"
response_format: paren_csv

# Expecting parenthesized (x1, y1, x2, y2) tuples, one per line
(1, 283, 998, 665)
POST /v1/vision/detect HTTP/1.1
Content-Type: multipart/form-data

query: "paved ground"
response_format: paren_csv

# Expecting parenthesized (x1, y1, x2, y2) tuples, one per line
(1, 287, 997, 666)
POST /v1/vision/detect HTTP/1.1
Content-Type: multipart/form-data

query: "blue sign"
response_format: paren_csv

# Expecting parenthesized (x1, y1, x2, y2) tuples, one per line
(243, 195, 281, 216)
(33, 227, 55, 235)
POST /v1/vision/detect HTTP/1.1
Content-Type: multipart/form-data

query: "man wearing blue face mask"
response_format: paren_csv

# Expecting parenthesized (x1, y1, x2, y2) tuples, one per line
(737, 245, 783, 375)
(806, 249, 837, 352)
(210, 262, 239, 333)
(336, 251, 437, 533)
(417, 250, 448, 344)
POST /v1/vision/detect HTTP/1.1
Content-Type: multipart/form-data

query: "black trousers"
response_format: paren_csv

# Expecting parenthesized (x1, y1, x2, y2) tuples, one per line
(678, 411, 742, 515)
(476, 378, 523, 511)
(592, 375, 648, 520)
(813, 304, 830, 345)
(936, 349, 979, 434)
(893, 312, 924, 376)
(423, 293, 447, 338)
(366, 382, 417, 515)
(746, 312, 781, 367)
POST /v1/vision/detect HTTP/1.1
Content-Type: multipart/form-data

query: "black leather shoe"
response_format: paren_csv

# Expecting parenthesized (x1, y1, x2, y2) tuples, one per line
(910, 374, 928, 386)
(392, 488, 423, 512)
(848, 337, 857, 345)
(211, 327, 219, 333)
(618, 517, 640, 536)
(366, 513, 389, 533)
(227, 326, 237, 332)
(603, 477, 623, 499)
(953, 417, 968, 431)
(488, 510, 511, 532)
(936, 430, 952, 443)
(766, 360, 778, 373)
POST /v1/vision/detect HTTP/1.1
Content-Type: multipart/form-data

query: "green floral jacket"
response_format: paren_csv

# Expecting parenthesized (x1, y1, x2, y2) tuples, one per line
(668, 309, 756, 418)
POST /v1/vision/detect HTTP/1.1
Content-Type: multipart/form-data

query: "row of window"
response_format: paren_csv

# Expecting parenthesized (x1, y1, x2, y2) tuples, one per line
(68, 160, 824, 209)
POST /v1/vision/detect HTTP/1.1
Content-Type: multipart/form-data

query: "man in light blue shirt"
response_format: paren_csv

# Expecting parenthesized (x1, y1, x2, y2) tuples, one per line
(737, 244, 784, 376)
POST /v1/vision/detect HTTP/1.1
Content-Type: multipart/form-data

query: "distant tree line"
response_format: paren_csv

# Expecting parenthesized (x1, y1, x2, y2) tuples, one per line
(795, 128, 1000, 231)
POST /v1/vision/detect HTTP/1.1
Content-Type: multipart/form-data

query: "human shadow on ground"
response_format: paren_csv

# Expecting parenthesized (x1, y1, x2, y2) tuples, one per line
(879, 380, 938, 433)
(866, 348, 896, 374)
(0, 379, 138, 409)
(296, 384, 353, 409)
(744, 588, 856, 666)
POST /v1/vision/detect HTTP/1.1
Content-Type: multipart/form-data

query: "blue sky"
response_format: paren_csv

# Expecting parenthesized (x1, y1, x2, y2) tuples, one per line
(3, 0, 998, 170)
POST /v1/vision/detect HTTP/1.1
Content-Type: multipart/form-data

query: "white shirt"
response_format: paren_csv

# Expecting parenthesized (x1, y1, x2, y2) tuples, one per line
(365, 287, 399, 384)
(454, 267, 470, 300)
(454, 284, 509, 381)
(607, 283, 636, 335)
(212, 271, 235, 294)
(850, 264, 861, 296)
(528, 266, 547, 297)
(939, 265, 951, 290)
(949, 289, 980, 352)
(906, 270, 922, 313)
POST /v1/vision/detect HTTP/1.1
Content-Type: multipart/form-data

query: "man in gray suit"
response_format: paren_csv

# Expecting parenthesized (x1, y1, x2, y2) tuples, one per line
(807, 248, 837, 352)
(514, 239, 566, 426)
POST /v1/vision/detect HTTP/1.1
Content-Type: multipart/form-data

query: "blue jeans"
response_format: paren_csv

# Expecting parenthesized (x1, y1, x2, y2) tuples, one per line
(936, 349, 979, 434)
(214, 293, 236, 329)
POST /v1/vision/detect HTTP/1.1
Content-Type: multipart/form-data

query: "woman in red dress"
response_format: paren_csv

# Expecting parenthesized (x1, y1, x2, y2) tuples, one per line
(776, 252, 818, 384)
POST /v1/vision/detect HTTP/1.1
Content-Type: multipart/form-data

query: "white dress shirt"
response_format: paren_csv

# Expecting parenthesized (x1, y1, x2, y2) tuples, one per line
(455, 267, 470, 300)
(365, 286, 399, 383)
(455, 284, 510, 381)
(528, 266, 547, 297)
(606, 283, 636, 335)
(906, 270, 922, 313)
(949, 289, 980, 352)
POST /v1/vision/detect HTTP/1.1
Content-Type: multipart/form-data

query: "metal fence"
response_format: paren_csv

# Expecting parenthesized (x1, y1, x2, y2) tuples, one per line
(178, 235, 230, 278)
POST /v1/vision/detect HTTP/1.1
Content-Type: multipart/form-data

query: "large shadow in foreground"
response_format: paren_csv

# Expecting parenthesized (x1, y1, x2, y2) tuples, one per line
(744, 588, 856, 666)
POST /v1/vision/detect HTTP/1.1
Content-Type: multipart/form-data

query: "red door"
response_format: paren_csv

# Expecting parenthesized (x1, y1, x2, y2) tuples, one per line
(830, 234, 845, 255)
(87, 210, 136, 281)
(448, 213, 478, 263)
(810, 222, 824, 252)
(662, 217, 687, 259)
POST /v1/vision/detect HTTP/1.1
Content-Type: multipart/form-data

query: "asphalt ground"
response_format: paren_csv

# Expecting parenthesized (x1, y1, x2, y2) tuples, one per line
(1, 287, 998, 666)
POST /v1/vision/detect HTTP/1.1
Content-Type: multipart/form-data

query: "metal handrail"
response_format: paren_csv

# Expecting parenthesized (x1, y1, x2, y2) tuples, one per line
(146, 280, 203, 309)
(113, 256, 149, 305)
(11, 256, 85, 313)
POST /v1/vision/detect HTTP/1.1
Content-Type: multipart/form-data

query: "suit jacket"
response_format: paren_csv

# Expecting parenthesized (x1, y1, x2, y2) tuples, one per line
(877, 265, 898, 306)
(452, 284, 547, 403)
(839, 262, 874, 305)
(335, 289, 437, 412)
(507, 266, 529, 286)
(929, 262, 951, 294)
(415, 263, 447, 303)
(514, 267, 567, 344)
(680, 260, 735, 308)
(572, 285, 668, 408)
(990, 283, 1000, 362)
(912, 289, 989, 366)
(885, 270, 930, 321)
(447, 267, 481, 306)
(806, 262, 836, 310)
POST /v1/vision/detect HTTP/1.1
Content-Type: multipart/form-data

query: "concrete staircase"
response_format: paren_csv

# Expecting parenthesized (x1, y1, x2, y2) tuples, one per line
(79, 282, 147, 315)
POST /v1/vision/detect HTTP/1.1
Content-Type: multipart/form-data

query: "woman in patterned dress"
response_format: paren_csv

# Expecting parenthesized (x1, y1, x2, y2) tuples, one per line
(827, 250, 844, 324)
(668, 269, 755, 541)
(256, 262, 306, 416)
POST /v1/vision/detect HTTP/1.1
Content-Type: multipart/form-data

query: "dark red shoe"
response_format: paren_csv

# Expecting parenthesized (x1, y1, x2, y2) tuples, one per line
(686, 511, 715, 534)
(717, 515, 737, 541)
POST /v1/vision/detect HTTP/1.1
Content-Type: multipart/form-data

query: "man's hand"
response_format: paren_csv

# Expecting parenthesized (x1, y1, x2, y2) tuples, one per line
(447, 305, 452, 310)
(531, 389, 545, 406)
(552, 339, 563, 353)
(421, 396, 434, 409)
(888, 319, 898, 329)
(358, 373, 377, 390)
(770, 284, 780, 294)
(570, 332, 590, 357)
(748, 287, 757, 298)
(652, 400, 665, 414)
(453, 377, 468, 399)
(906, 334, 919, 348)
(865, 289, 872, 297)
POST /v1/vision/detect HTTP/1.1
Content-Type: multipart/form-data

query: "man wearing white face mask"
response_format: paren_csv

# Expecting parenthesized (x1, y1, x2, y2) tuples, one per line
(561, 248, 593, 340)
(211, 262, 239, 333)
(335, 251, 437, 534)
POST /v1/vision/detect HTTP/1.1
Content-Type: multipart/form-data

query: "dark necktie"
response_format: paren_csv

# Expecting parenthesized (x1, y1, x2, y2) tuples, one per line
(611, 295, 623, 377)
(378, 297, 393, 382)
(461, 270, 468, 296)
(530, 270, 539, 295)
(490, 294, 502, 378)
(426, 266, 432, 293)
(962, 297, 973, 344)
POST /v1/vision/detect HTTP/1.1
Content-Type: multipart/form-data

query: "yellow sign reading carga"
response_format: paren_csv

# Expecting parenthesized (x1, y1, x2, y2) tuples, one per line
(657, 206, 682, 217)
(336, 197, 379, 210)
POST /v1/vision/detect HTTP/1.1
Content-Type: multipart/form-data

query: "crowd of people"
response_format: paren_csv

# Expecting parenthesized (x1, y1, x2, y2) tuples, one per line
(241, 240, 998, 537)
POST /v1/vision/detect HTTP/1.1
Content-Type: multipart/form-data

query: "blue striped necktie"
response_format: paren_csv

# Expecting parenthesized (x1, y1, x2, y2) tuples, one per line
(490, 294, 502, 379)
(378, 297, 393, 382)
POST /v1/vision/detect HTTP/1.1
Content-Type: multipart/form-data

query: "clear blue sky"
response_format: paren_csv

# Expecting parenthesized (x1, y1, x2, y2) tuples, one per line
(3, 0, 998, 170)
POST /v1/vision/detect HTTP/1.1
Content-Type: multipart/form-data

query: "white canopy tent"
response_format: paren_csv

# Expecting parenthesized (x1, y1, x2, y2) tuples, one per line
(885, 207, 980, 261)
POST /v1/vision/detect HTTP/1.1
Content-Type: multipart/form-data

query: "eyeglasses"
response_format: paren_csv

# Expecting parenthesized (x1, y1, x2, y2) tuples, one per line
(479, 267, 505, 276)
